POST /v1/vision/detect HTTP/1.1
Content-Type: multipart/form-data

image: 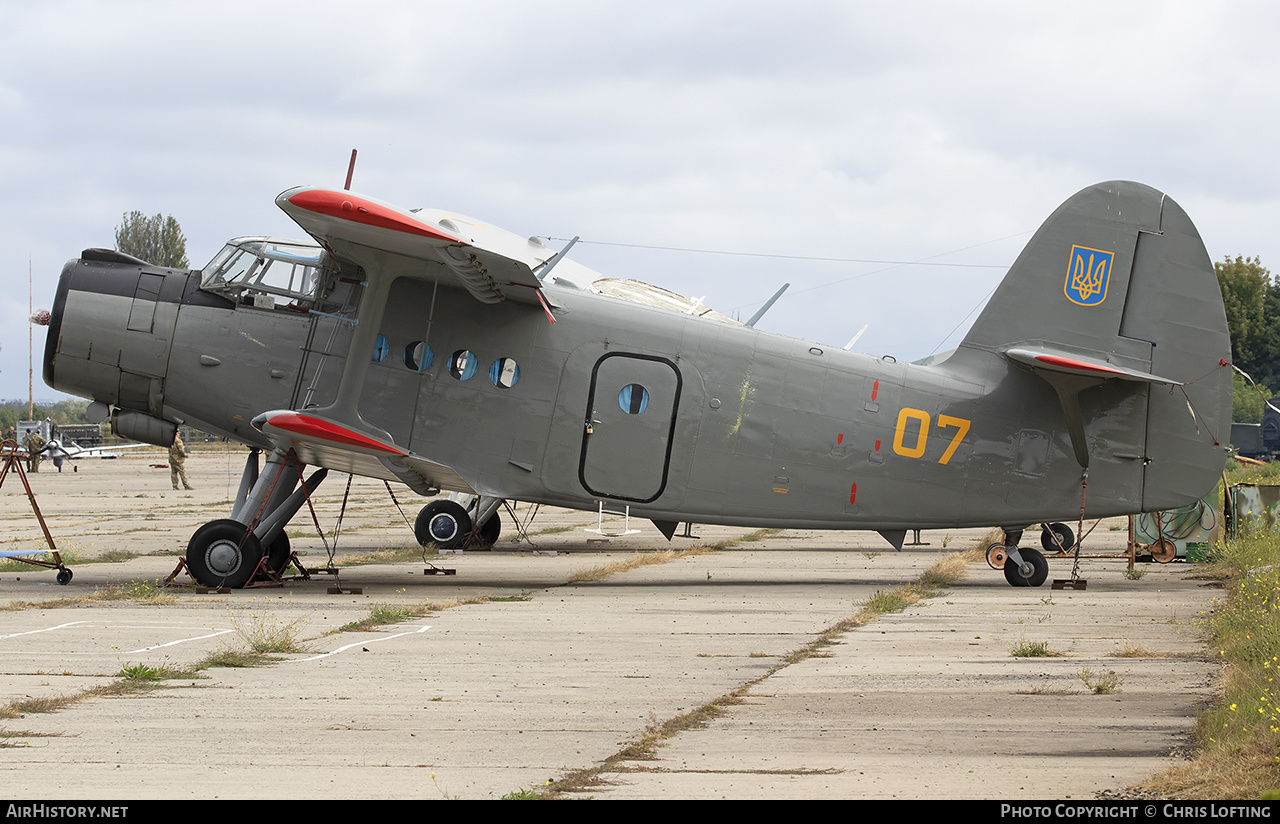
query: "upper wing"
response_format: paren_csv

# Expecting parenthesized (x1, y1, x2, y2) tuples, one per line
(276, 186, 554, 308)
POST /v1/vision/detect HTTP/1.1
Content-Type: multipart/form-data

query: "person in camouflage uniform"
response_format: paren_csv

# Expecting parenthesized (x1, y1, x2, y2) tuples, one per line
(170, 432, 194, 490)
(23, 430, 46, 473)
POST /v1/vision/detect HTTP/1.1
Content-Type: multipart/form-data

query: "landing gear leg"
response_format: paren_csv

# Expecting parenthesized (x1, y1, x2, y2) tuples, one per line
(996, 527, 1050, 587)
(184, 448, 326, 588)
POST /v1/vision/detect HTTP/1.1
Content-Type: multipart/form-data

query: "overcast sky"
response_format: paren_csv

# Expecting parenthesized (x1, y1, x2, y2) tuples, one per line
(3, 1, 1278, 403)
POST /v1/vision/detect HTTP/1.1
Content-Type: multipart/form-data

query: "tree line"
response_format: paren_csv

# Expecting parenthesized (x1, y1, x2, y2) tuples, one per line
(1216, 256, 1277, 422)
(0, 399, 91, 433)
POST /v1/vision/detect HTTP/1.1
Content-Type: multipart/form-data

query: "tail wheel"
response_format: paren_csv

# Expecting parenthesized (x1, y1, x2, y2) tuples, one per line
(1004, 547, 1049, 587)
(414, 501, 472, 550)
(187, 519, 264, 589)
(1151, 539, 1177, 564)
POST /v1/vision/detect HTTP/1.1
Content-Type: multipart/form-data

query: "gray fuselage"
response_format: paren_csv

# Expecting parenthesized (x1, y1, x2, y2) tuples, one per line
(45, 253, 1167, 533)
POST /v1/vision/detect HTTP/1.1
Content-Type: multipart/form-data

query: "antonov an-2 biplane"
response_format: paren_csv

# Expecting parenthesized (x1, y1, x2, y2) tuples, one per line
(42, 181, 1231, 588)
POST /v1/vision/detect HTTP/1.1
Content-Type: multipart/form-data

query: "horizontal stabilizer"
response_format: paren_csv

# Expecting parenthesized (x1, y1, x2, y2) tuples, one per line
(1005, 347, 1181, 386)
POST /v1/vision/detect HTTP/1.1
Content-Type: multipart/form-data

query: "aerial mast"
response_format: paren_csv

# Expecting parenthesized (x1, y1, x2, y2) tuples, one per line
(28, 258, 33, 420)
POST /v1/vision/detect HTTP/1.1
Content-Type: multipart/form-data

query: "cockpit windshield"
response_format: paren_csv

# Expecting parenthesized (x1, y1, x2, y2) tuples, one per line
(200, 237, 327, 308)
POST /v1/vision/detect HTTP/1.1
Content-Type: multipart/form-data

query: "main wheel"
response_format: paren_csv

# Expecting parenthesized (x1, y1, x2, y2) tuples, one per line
(480, 512, 501, 545)
(187, 519, 264, 589)
(985, 543, 1008, 570)
(56, 568, 73, 585)
(1041, 522, 1075, 554)
(414, 501, 472, 550)
(1004, 546, 1049, 587)
(264, 531, 291, 574)
(465, 512, 501, 550)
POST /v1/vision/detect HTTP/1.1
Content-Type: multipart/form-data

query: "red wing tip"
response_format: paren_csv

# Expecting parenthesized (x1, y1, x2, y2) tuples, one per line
(260, 412, 406, 456)
(284, 189, 460, 243)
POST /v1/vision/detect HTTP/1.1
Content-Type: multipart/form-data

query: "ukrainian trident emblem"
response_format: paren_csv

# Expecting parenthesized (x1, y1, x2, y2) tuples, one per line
(1064, 245, 1113, 306)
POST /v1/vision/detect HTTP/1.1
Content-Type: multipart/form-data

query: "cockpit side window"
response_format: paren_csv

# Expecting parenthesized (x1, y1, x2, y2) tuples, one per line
(199, 238, 328, 311)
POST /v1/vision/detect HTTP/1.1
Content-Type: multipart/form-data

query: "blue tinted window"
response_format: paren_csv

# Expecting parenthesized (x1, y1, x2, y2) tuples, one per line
(489, 358, 520, 389)
(618, 383, 649, 414)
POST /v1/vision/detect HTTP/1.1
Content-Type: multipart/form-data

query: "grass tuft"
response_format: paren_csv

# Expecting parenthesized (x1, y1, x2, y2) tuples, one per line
(1010, 639, 1064, 658)
(118, 662, 168, 681)
(863, 590, 907, 614)
(1078, 667, 1123, 694)
(229, 610, 310, 654)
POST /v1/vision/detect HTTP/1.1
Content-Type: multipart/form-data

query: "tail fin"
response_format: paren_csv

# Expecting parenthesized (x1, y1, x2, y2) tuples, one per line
(959, 181, 1230, 509)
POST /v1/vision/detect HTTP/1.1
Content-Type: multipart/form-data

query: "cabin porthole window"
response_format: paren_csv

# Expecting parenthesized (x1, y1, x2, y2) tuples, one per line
(618, 383, 649, 414)
(449, 349, 478, 381)
(404, 341, 434, 371)
(489, 357, 520, 389)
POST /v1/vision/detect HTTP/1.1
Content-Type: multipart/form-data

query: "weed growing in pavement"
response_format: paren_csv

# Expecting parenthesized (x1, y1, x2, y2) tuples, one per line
(1010, 639, 1064, 658)
(228, 609, 311, 654)
(1078, 667, 1123, 694)
(117, 663, 166, 681)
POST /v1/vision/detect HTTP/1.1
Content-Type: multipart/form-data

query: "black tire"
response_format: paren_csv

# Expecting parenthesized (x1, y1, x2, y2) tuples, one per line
(187, 519, 264, 589)
(465, 512, 501, 550)
(56, 568, 72, 585)
(1041, 522, 1075, 553)
(1004, 546, 1049, 587)
(480, 512, 501, 545)
(414, 501, 472, 550)
(264, 531, 291, 574)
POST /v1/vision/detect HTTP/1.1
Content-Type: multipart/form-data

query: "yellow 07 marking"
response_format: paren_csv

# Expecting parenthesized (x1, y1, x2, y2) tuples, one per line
(936, 414, 970, 465)
(892, 408, 930, 458)
(892, 408, 972, 464)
